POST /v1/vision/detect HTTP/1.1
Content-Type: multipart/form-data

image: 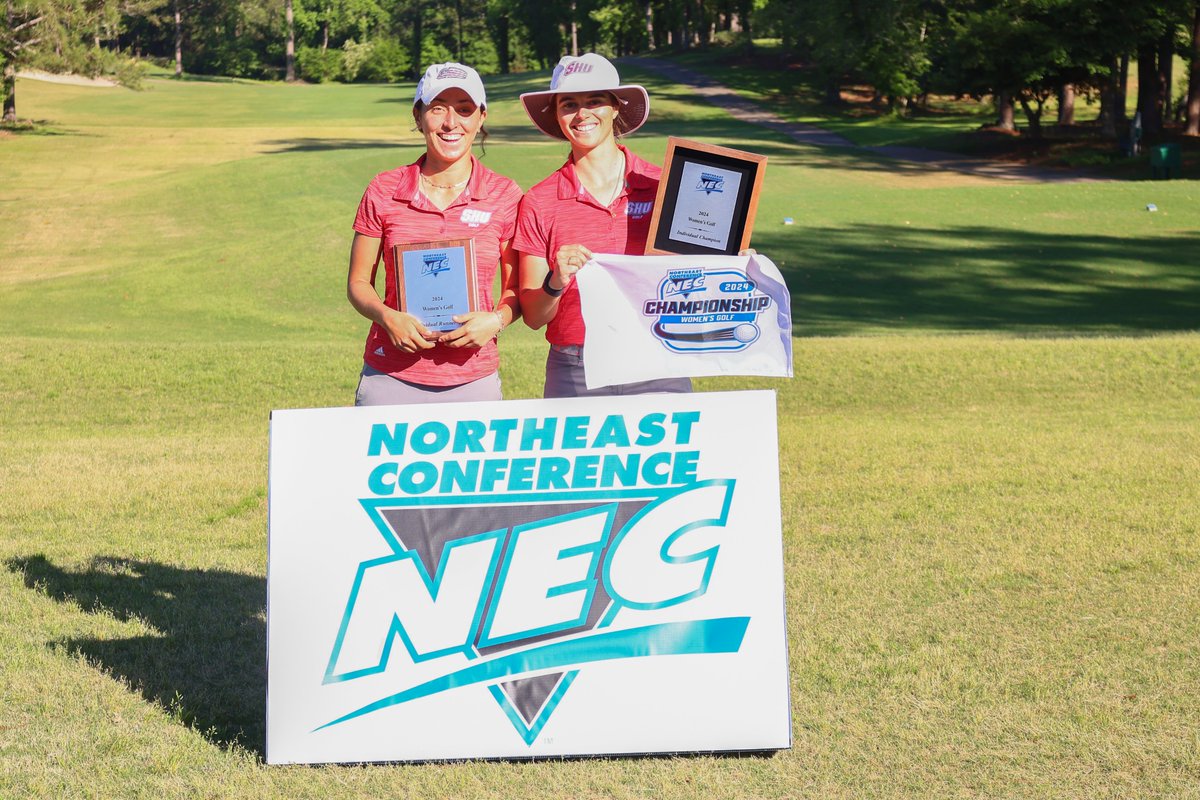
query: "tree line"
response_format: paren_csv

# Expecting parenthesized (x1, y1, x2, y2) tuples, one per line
(5, 0, 1200, 139)
(775, 0, 1200, 139)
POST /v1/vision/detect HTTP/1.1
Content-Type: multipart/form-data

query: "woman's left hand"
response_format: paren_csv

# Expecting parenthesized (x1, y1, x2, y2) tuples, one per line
(438, 311, 503, 349)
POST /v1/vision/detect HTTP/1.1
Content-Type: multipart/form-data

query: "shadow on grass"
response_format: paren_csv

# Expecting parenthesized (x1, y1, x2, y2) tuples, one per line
(157, 73, 262, 85)
(756, 224, 1200, 335)
(6, 554, 265, 755)
(264, 137, 420, 153)
(0, 120, 88, 137)
(362, 71, 549, 103)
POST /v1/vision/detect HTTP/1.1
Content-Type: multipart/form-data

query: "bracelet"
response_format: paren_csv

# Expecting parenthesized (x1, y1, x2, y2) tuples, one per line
(542, 271, 565, 298)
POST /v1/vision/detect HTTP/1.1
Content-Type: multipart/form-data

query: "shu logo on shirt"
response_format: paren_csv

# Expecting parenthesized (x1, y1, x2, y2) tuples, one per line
(626, 201, 653, 220)
(461, 208, 493, 227)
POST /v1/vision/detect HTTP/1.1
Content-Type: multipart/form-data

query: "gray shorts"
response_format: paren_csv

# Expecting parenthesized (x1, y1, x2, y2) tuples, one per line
(543, 345, 692, 399)
(354, 364, 502, 406)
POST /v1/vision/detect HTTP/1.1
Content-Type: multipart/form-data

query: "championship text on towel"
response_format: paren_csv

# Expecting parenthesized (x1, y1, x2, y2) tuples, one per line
(574, 252, 793, 389)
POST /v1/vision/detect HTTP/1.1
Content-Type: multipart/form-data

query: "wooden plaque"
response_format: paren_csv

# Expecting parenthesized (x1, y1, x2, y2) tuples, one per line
(392, 238, 479, 333)
(645, 137, 767, 257)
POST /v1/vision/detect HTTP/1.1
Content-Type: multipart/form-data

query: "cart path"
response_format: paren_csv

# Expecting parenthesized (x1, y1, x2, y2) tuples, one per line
(620, 56, 1099, 184)
(17, 69, 118, 87)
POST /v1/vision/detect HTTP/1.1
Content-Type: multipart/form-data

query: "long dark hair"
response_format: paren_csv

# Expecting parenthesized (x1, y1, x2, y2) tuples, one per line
(608, 92, 630, 138)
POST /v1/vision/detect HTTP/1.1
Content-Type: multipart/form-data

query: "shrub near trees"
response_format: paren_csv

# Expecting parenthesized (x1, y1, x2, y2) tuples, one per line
(4, 0, 1200, 140)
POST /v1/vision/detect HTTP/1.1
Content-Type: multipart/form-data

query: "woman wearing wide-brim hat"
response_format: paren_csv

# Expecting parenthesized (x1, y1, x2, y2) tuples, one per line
(513, 53, 692, 398)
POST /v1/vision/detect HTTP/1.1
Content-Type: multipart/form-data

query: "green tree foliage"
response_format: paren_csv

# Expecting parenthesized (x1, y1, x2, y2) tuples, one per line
(511, 0, 568, 67)
(751, 0, 1196, 137)
(590, 0, 648, 56)
(14, 0, 1200, 140)
(3, 0, 141, 122)
(934, 0, 1074, 134)
(758, 0, 932, 107)
(293, 0, 386, 52)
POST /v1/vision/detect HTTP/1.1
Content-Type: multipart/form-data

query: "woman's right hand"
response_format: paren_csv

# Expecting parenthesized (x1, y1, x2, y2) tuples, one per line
(380, 308, 435, 353)
(551, 244, 594, 289)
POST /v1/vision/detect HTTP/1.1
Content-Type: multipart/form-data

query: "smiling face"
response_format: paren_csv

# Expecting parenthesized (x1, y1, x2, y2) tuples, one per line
(415, 87, 485, 166)
(555, 91, 617, 151)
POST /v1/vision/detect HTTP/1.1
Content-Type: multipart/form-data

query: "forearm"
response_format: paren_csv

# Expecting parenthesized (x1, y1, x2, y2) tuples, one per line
(495, 288, 520, 328)
(494, 240, 521, 329)
(518, 252, 567, 330)
(346, 233, 387, 324)
(519, 284, 560, 329)
(347, 277, 390, 326)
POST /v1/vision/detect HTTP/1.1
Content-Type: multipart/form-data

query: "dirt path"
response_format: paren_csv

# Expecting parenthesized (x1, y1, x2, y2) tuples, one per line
(17, 70, 118, 87)
(620, 56, 1097, 184)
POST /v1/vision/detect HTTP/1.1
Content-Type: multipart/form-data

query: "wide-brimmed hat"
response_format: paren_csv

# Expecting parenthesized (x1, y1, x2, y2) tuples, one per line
(519, 53, 649, 140)
(414, 62, 487, 109)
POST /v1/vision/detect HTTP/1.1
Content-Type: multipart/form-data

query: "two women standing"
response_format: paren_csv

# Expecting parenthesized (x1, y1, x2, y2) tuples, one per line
(347, 54, 687, 404)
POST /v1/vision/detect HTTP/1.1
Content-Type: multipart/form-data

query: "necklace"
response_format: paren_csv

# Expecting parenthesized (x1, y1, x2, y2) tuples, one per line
(603, 175, 627, 207)
(420, 171, 470, 190)
(595, 157, 626, 207)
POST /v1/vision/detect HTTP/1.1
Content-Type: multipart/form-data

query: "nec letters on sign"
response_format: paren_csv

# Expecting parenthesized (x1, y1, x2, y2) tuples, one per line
(266, 391, 790, 763)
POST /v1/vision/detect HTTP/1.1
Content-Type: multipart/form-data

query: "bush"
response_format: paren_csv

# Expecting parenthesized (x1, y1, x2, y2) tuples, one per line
(295, 46, 341, 83)
(358, 38, 410, 83)
(340, 39, 373, 82)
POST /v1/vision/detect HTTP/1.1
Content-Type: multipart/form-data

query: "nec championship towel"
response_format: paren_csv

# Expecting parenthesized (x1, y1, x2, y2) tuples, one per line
(574, 253, 793, 389)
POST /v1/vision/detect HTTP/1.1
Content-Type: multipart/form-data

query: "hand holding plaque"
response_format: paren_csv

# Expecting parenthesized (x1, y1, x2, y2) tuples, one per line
(645, 138, 767, 256)
(393, 238, 479, 333)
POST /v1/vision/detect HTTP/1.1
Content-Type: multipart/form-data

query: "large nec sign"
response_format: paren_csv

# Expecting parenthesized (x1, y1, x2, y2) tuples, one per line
(266, 391, 790, 764)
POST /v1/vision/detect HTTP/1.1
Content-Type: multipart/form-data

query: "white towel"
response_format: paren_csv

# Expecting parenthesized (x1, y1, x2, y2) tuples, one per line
(575, 252, 793, 389)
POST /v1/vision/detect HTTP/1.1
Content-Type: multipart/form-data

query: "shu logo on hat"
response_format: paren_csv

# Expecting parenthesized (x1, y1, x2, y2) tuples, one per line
(562, 61, 594, 76)
(697, 172, 725, 195)
(437, 66, 468, 80)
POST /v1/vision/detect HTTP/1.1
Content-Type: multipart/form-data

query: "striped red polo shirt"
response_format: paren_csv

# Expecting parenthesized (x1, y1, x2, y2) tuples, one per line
(353, 155, 522, 386)
(513, 144, 661, 346)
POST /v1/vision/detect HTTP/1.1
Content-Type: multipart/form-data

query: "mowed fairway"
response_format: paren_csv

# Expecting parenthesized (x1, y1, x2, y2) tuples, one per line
(2, 71, 1199, 799)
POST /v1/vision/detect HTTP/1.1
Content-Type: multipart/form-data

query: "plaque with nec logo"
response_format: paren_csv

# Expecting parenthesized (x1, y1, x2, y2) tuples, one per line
(645, 137, 767, 258)
(393, 238, 479, 333)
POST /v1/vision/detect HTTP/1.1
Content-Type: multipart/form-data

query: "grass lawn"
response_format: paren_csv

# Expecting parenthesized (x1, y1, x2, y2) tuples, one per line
(1, 69, 1198, 798)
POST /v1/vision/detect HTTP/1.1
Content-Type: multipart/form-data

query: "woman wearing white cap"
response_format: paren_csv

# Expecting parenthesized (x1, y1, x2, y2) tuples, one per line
(513, 53, 692, 398)
(347, 62, 523, 405)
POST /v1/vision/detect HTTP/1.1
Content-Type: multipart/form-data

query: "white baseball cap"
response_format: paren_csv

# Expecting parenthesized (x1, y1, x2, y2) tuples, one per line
(414, 62, 487, 109)
(519, 53, 650, 140)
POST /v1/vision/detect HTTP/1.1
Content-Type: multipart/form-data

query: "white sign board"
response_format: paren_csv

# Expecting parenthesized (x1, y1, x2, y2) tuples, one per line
(266, 391, 790, 764)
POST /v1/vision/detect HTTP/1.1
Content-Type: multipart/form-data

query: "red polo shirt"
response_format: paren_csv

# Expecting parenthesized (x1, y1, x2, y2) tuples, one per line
(513, 144, 660, 346)
(353, 155, 522, 386)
